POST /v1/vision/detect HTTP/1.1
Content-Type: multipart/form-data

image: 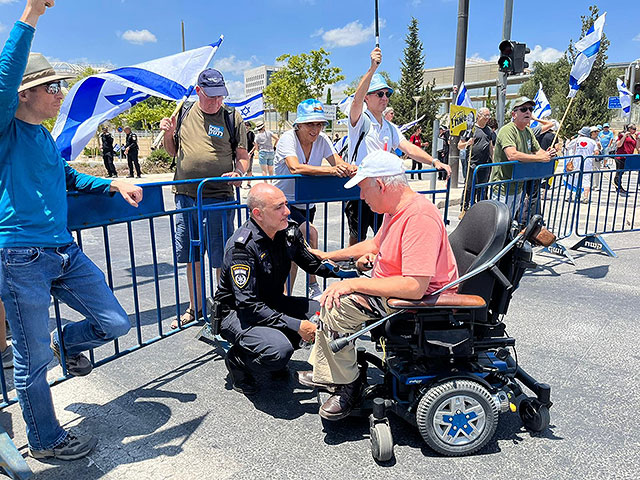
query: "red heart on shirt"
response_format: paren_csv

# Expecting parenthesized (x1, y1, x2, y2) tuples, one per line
(579, 141, 588, 147)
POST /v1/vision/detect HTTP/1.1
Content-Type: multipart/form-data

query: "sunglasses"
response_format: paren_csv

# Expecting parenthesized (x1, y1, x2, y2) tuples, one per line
(42, 80, 67, 95)
(516, 106, 534, 113)
(371, 90, 392, 98)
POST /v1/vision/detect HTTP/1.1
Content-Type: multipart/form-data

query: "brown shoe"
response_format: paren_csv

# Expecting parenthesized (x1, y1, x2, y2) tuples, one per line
(297, 370, 335, 391)
(319, 378, 362, 421)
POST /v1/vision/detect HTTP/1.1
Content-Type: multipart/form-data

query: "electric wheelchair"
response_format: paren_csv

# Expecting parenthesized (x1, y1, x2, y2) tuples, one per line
(323, 199, 556, 460)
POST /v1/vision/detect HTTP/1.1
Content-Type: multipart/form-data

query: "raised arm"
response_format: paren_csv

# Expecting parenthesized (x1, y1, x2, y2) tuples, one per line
(350, 48, 382, 128)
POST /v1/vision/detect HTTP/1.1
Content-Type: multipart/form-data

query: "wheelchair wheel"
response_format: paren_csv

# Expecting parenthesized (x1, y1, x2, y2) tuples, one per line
(370, 422, 394, 462)
(416, 380, 498, 456)
(519, 398, 550, 432)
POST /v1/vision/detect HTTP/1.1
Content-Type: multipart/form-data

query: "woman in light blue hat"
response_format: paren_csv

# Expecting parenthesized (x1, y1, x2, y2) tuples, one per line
(274, 98, 355, 298)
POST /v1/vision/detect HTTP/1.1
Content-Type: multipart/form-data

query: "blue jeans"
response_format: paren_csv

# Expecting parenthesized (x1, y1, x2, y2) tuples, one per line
(0, 242, 130, 450)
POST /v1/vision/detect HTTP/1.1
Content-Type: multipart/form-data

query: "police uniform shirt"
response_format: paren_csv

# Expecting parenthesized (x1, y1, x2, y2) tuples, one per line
(215, 218, 328, 332)
(125, 132, 138, 151)
(101, 132, 114, 152)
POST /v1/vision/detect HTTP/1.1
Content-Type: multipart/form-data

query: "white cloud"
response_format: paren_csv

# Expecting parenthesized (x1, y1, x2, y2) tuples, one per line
(634, 33, 640, 41)
(213, 55, 254, 76)
(121, 29, 157, 45)
(319, 19, 384, 48)
(467, 53, 490, 64)
(526, 45, 563, 63)
(310, 28, 324, 38)
(225, 80, 245, 100)
(0, 0, 18, 4)
(0, 23, 6, 33)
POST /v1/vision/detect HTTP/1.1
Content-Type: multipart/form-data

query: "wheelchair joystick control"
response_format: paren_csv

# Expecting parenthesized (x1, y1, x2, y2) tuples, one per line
(329, 337, 350, 353)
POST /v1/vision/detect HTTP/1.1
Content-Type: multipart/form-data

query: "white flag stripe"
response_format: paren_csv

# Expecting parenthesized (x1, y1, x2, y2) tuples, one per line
(455, 82, 473, 109)
(617, 78, 631, 117)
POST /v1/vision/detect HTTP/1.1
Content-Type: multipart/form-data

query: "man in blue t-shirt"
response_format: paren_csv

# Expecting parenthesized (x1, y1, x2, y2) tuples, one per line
(0, 0, 143, 461)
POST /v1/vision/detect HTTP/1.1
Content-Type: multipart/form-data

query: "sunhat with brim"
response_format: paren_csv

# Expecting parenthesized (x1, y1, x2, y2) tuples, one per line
(596, 124, 603, 130)
(344, 150, 405, 189)
(367, 73, 394, 94)
(603, 123, 610, 128)
(293, 98, 328, 126)
(254, 121, 265, 130)
(19, 53, 74, 93)
(578, 126, 591, 137)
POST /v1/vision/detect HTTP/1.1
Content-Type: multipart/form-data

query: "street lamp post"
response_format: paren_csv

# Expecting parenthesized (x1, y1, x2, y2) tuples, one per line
(412, 95, 422, 121)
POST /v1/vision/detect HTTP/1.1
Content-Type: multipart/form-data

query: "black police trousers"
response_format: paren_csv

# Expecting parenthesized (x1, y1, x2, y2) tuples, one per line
(220, 296, 319, 372)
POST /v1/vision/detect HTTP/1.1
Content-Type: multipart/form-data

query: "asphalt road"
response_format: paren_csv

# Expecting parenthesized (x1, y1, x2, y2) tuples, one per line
(1, 175, 639, 479)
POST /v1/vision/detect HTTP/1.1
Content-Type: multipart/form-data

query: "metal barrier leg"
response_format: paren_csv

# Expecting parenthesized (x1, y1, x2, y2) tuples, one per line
(570, 234, 617, 258)
(542, 242, 576, 265)
(0, 428, 32, 479)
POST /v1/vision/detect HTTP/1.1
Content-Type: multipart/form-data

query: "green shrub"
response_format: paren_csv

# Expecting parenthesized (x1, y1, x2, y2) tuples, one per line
(146, 148, 172, 167)
(83, 146, 100, 157)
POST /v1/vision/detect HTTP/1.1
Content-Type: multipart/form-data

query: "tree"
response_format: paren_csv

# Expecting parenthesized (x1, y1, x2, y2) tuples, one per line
(124, 96, 175, 130)
(264, 48, 344, 126)
(395, 17, 438, 136)
(519, 5, 622, 136)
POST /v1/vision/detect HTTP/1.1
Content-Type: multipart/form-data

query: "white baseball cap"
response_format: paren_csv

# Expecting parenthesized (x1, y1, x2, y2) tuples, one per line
(344, 150, 405, 189)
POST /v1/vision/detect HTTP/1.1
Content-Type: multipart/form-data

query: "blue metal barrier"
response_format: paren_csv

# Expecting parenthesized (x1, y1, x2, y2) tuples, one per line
(572, 154, 640, 257)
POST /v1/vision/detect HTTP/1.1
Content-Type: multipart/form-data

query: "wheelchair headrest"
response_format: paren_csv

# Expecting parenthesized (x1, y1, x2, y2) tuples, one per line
(449, 200, 511, 299)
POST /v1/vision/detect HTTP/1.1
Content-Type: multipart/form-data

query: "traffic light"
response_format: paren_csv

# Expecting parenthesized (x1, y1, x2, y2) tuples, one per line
(513, 42, 530, 74)
(634, 82, 640, 103)
(498, 40, 514, 74)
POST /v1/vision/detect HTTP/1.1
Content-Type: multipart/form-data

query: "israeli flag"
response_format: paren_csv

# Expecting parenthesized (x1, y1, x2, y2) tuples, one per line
(617, 78, 631, 118)
(568, 13, 606, 98)
(226, 93, 264, 121)
(455, 82, 473, 108)
(530, 83, 551, 128)
(338, 94, 354, 115)
(53, 37, 224, 161)
(333, 134, 348, 153)
(399, 114, 426, 133)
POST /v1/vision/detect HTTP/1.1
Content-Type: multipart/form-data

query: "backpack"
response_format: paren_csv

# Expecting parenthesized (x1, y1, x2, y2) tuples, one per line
(170, 102, 239, 169)
(349, 110, 400, 164)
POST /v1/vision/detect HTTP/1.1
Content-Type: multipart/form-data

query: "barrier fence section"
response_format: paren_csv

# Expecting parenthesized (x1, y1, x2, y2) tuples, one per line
(573, 154, 640, 256)
(469, 154, 640, 259)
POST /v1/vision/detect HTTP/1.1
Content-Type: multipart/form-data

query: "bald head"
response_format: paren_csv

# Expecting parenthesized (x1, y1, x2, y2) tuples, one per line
(246, 183, 290, 238)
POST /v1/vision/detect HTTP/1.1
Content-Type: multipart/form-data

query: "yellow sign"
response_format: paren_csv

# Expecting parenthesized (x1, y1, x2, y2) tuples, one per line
(449, 105, 477, 136)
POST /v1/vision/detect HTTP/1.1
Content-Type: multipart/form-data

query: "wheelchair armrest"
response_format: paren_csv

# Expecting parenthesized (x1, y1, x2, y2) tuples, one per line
(387, 293, 486, 310)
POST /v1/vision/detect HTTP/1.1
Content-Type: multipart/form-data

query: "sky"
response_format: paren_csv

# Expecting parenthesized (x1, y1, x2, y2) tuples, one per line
(0, 0, 637, 101)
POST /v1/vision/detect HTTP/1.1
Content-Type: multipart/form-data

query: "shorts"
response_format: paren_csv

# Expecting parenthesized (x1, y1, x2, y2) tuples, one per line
(345, 200, 382, 241)
(258, 150, 275, 166)
(174, 194, 235, 266)
(289, 205, 316, 225)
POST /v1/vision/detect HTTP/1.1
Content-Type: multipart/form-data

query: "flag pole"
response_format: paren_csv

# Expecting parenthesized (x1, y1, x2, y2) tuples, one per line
(374, 0, 380, 48)
(551, 94, 575, 149)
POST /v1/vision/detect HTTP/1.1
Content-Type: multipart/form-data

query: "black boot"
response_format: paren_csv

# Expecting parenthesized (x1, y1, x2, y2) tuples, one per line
(225, 346, 258, 395)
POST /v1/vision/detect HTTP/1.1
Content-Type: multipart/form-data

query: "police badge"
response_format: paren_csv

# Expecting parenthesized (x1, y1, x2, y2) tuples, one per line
(231, 264, 250, 288)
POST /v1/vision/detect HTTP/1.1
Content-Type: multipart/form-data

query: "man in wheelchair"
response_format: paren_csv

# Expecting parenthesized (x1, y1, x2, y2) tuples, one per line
(303, 150, 459, 420)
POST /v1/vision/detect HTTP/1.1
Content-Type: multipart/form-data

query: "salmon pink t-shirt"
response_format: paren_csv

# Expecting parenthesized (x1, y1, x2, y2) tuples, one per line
(372, 194, 458, 295)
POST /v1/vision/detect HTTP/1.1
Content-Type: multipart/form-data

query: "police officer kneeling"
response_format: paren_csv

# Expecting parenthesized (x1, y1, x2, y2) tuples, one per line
(214, 183, 338, 395)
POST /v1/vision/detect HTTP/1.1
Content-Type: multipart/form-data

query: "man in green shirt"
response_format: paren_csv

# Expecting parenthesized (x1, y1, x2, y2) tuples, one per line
(490, 97, 556, 213)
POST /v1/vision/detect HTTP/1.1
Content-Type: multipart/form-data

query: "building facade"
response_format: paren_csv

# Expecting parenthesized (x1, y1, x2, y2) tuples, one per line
(244, 65, 281, 97)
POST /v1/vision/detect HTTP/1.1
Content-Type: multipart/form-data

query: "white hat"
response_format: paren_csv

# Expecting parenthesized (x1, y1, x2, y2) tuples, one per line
(344, 150, 405, 189)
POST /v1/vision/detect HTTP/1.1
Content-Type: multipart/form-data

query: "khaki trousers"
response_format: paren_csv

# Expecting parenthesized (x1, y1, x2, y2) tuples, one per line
(309, 294, 389, 385)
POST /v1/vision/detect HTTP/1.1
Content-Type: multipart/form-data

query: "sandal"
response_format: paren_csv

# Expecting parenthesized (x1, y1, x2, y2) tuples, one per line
(170, 308, 202, 330)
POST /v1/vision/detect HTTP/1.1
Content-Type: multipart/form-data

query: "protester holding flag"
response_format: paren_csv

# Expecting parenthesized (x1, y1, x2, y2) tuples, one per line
(0, 0, 143, 461)
(345, 47, 450, 246)
(160, 68, 249, 329)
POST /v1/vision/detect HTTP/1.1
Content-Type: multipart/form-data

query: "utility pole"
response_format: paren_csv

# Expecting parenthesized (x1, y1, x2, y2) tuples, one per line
(449, 0, 469, 186)
(496, 0, 513, 129)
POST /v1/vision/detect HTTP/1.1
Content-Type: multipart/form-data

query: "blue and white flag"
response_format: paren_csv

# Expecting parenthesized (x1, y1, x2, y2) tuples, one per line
(338, 94, 354, 115)
(226, 93, 264, 121)
(530, 83, 551, 128)
(617, 78, 631, 118)
(53, 36, 224, 161)
(455, 82, 473, 108)
(567, 13, 606, 98)
(333, 134, 348, 153)
(399, 114, 426, 133)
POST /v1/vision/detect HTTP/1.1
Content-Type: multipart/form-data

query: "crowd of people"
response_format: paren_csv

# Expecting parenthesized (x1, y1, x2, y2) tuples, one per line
(0, 0, 635, 466)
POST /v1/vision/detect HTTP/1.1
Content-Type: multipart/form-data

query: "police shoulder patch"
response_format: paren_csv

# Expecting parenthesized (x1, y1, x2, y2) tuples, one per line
(231, 264, 251, 288)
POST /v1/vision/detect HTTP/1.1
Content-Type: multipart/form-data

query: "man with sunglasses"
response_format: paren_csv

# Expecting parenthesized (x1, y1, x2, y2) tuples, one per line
(490, 97, 556, 216)
(345, 47, 451, 246)
(0, 0, 144, 460)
